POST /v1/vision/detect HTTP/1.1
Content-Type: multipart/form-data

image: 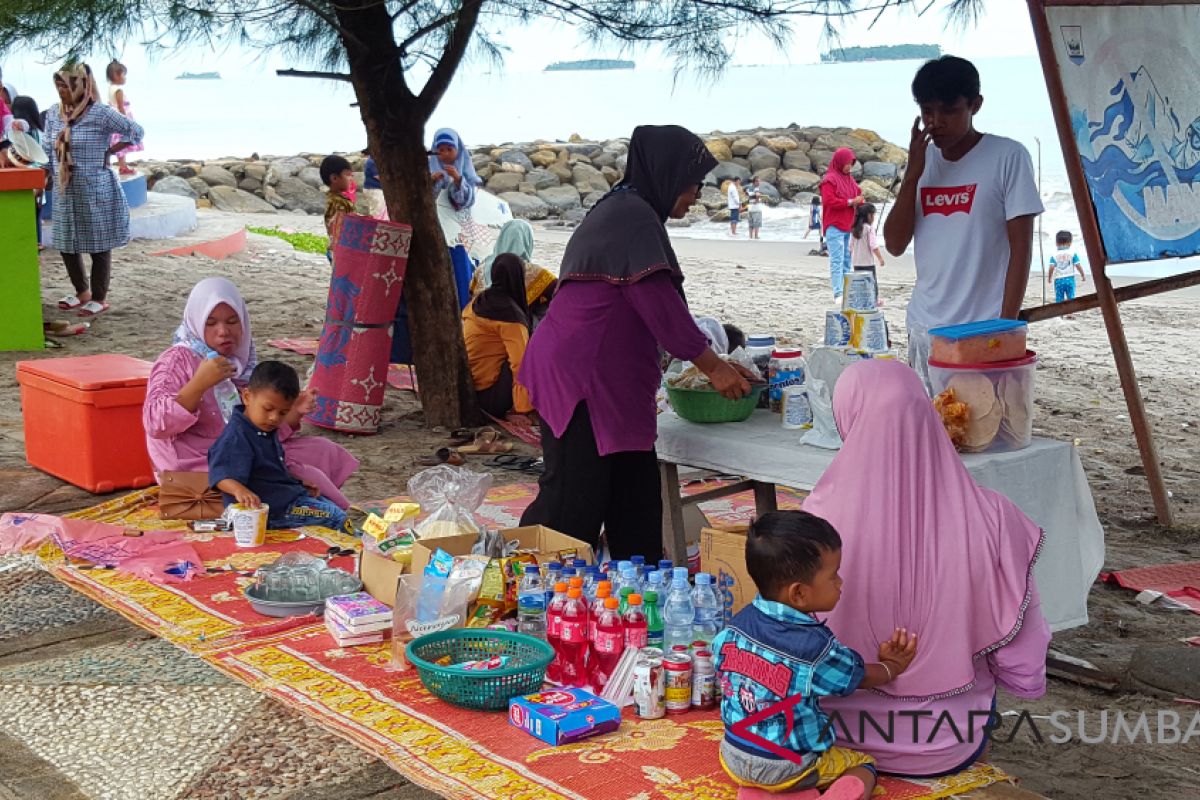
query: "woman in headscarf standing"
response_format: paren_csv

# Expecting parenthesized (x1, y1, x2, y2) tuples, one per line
(819, 147, 865, 301)
(470, 219, 558, 327)
(519, 125, 751, 560)
(804, 360, 1049, 777)
(144, 277, 359, 509)
(463, 253, 535, 419)
(44, 63, 144, 317)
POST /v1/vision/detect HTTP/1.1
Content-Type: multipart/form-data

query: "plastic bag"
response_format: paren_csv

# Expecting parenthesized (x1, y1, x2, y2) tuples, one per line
(471, 529, 506, 558)
(407, 465, 493, 540)
(800, 378, 843, 450)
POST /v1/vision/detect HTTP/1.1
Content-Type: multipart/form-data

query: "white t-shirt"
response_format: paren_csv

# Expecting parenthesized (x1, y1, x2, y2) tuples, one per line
(1050, 248, 1082, 280)
(908, 135, 1043, 330)
(727, 183, 741, 210)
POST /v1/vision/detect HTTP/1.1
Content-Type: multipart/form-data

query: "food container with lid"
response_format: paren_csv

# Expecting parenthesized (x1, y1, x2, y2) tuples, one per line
(928, 351, 1036, 453)
(929, 319, 1028, 365)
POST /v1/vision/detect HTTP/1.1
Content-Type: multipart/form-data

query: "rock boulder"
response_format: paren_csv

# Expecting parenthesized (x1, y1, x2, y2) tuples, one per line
(151, 176, 199, 199)
(273, 177, 326, 215)
(863, 161, 898, 181)
(537, 185, 582, 212)
(763, 135, 800, 154)
(208, 186, 276, 213)
(499, 192, 550, 220)
(498, 149, 534, 172)
(783, 150, 812, 171)
(526, 168, 560, 190)
(732, 136, 760, 157)
(572, 163, 609, 194)
(199, 165, 237, 188)
(705, 138, 733, 162)
(747, 145, 781, 173)
(265, 157, 310, 186)
(298, 167, 324, 189)
(778, 169, 821, 197)
(709, 161, 752, 184)
(486, 172, 524, 195)
(530, 149, 558, 168)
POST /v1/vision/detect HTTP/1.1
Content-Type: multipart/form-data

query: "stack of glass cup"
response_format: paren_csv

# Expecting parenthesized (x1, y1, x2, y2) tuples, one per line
(252, 552, 360, 602)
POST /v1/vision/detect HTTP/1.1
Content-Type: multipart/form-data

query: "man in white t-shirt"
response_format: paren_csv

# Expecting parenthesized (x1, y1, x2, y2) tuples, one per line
(727, 177, 743, 236)
(884, 56, 1043, 390)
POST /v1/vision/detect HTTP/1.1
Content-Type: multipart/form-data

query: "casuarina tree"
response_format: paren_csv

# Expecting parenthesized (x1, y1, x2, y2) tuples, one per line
(1, 0, 930, 427)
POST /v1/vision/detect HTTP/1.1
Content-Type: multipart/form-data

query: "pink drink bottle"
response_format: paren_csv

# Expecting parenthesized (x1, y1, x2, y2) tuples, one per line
(589, 596, 626, 691)
(546, 581, 568, 684)
(624, 593, 649, 650)
(557, 588, 590, 687)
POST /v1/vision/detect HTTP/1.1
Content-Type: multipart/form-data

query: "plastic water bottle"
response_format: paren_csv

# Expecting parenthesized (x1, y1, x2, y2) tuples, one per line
(205, 349, 241, 420)
(589, 596, 625, 691)
(557, 588, 590, 687)
(664, 570, 696, 650)
(546, 581, 568, 684)
(658, 559, 673, 575)
(630, 555, 646, 577)
(516, 563, 547, 640)
(645, 590, 664, 648)
(624, 593, 649, 650)
(572, 558, 588, 576)
(582, 567, 600, 603)
(620, 566, 640, 597)
(544, 562, 563, 606)
(416, 549, 453, 622)
(589, 584, 612, 643)
(691, 572, 723, 645)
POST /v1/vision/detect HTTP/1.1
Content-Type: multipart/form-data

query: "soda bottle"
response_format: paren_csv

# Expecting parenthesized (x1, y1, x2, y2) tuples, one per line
(664, 569, 696, 650)
(557, 587, 589, 687)
(589, 596, 625, 691)
(691, 572, 723, 645)
(645, 590, 664, 648)
(624, 593, 649, 650)
(546, 581, 568, 684)
(516, 562, 547, 640)
(589, 584, 612, 643)
(618, 585, 634, 614)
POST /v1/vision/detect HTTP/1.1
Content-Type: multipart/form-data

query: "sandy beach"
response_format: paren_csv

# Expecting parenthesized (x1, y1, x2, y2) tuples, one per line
(2, 208, 1198, 798)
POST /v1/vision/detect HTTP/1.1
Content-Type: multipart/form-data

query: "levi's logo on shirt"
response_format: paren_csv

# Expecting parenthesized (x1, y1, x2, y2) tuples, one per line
(921, 184, 977, 216)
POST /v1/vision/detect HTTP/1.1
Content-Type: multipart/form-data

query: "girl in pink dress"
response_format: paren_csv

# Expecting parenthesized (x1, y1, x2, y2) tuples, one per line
(143, 277, 358, 509)
(805, 360, 1050, 777)
(106, 60, 143, 176)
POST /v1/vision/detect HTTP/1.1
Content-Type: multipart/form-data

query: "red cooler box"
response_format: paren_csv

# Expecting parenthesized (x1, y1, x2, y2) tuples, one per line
(16, 354, 156, 493)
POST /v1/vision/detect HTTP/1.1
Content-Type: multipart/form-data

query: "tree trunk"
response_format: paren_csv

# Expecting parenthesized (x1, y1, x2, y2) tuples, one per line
(336, 6, 480, 429)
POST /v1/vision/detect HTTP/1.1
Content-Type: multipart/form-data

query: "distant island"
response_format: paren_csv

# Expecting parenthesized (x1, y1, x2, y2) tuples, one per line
(821, 44, 941, 63)
(544, 59, 635, 72)
(176, 71, 221, 80)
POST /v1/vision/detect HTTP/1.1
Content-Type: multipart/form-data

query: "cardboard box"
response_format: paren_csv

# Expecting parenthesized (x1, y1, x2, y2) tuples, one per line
(700, 525, 752, 624)
(360, 549, 407, 608)
(410, 525, 594, 578)
(508, 688, 621, 745)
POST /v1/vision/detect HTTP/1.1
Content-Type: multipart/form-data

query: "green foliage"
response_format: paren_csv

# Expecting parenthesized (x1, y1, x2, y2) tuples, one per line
(821, 43, 942, 63)
(246, 226, 329, 254)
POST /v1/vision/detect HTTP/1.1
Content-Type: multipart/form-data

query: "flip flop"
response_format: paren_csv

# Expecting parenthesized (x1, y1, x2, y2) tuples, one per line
(448, 427, 474, 446)
(456, 427, 513, 455)
(417, 447, 466, 467)
(484, 454, 523, 469)
(44, 320, 89, 337)
(57, 295, 83, 310)
(77, 300, 110, 317)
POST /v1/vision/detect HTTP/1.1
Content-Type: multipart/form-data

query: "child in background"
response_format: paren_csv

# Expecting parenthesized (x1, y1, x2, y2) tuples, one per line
(361, 151, 388, 220)
(10, 96, 46, 248)
(1048, 230, 1086, 304)
(849, 203, 885, 278)
(320, 155, 357, 260)
(723, 323, 747, 354)
(207, 361, 351, 533)
(106, 60, 142, 176)
(714, 511, 917, 800)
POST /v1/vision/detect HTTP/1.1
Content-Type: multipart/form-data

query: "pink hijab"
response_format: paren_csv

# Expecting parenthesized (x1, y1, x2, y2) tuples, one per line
(803, 360, 1044, 700)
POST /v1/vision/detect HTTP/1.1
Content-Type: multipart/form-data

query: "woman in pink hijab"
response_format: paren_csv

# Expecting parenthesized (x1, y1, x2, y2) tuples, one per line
(805, 359, 1049, 777)
(143, 277, 358, 509)
(819, 148, 865, 301)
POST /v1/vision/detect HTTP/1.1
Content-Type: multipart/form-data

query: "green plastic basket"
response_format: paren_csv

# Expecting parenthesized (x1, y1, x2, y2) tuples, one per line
(666, 385, 764, 423)
(407, 629, 554, 711)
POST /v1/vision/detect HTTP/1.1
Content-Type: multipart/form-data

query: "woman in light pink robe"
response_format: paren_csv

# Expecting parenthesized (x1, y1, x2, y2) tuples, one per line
(142, 277, 358, 509)
(805, 360, 1050, 777)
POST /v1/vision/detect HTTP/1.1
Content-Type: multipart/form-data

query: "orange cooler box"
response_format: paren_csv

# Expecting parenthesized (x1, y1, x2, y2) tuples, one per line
(16, 354, 156, 493)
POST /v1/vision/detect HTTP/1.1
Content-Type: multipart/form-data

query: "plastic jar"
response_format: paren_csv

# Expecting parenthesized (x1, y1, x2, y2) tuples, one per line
(745, 335, 775, 409)
(768, 348, 805, 413)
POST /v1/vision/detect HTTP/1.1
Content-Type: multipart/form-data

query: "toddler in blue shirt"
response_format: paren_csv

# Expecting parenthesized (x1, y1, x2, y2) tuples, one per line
(208, 361, 350, 533)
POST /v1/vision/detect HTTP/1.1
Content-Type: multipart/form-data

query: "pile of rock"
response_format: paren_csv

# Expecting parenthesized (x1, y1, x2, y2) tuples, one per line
(134, 126, 906, 223)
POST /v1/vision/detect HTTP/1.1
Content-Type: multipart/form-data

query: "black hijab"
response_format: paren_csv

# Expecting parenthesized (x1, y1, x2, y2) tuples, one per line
(12, 96, 42, 133)
(558, 125, 717, 292)
(472, 253, 530, 328)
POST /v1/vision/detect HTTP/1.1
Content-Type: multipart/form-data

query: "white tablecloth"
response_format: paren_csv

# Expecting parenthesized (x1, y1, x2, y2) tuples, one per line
(657, 410, 1105, 632)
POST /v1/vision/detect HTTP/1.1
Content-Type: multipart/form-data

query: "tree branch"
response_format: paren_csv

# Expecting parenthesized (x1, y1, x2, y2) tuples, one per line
(397, 12, 458, 56)
(416, 0, 483, 118)
(276, 67, 353, 81)
(289, 0, 367, 51)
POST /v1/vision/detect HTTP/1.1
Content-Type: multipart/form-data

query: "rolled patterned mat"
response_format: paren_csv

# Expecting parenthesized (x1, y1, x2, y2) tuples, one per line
(306, 213, 412, 434)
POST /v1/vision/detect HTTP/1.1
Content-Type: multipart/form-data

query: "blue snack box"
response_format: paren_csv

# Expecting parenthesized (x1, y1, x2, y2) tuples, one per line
(508, 688, 622, 745)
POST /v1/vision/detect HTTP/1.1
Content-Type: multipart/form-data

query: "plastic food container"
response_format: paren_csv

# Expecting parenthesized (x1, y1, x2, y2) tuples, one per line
(929, 320, 1028, 365)
(928, 351, 1036, 453)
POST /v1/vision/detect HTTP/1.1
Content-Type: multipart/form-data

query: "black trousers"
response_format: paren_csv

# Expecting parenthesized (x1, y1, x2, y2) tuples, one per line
(62, 251, 112, 302)
(519, 403, 662, 561)
(477, 362, 515, 418)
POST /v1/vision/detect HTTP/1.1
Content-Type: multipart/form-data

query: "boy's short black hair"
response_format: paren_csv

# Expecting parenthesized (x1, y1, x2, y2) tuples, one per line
(812, 196, 822, 206)
(746, 511, 842, 598)
(319, 155, 352, 187)
(723, 323, 746, 352)
(1056, 230, 1073, 246)
(106, 59, 126, 82)
(247, 360, 300, 400)
(912, 55, 981, 106)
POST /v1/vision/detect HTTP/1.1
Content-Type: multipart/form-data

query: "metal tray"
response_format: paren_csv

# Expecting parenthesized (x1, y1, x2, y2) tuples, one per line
(243, 578, 364, 618)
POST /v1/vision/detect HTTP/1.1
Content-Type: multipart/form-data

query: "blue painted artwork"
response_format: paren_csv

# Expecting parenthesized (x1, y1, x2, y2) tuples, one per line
(1048, 6, 1200, 263)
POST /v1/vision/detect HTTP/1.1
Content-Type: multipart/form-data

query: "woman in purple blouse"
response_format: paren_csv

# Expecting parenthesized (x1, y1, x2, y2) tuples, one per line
(519, 125, 750, 559)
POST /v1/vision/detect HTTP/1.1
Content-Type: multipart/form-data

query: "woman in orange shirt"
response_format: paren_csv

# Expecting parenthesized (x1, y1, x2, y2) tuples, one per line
(462, 253, 534, 418)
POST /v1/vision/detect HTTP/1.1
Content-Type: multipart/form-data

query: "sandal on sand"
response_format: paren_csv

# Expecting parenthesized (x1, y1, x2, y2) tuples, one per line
(77, 301, 110, 317)
(45, 320, 90, 337)
(456, 427, 513, 455)
(417, 447, 465, 467)
(447, 427, 474, 447)
(57, 295, 83, 310)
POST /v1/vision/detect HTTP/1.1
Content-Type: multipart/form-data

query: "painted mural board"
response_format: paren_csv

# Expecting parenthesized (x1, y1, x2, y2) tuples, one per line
(1046, 3, 1200, 263)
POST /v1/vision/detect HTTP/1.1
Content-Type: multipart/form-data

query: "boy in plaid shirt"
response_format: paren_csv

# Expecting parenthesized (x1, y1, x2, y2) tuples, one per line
(714, 511, 917, 799)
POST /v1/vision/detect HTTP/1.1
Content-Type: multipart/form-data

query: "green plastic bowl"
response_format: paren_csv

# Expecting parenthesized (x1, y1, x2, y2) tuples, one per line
(666, 385, 764, 423)
(407, 628, 554, 711)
